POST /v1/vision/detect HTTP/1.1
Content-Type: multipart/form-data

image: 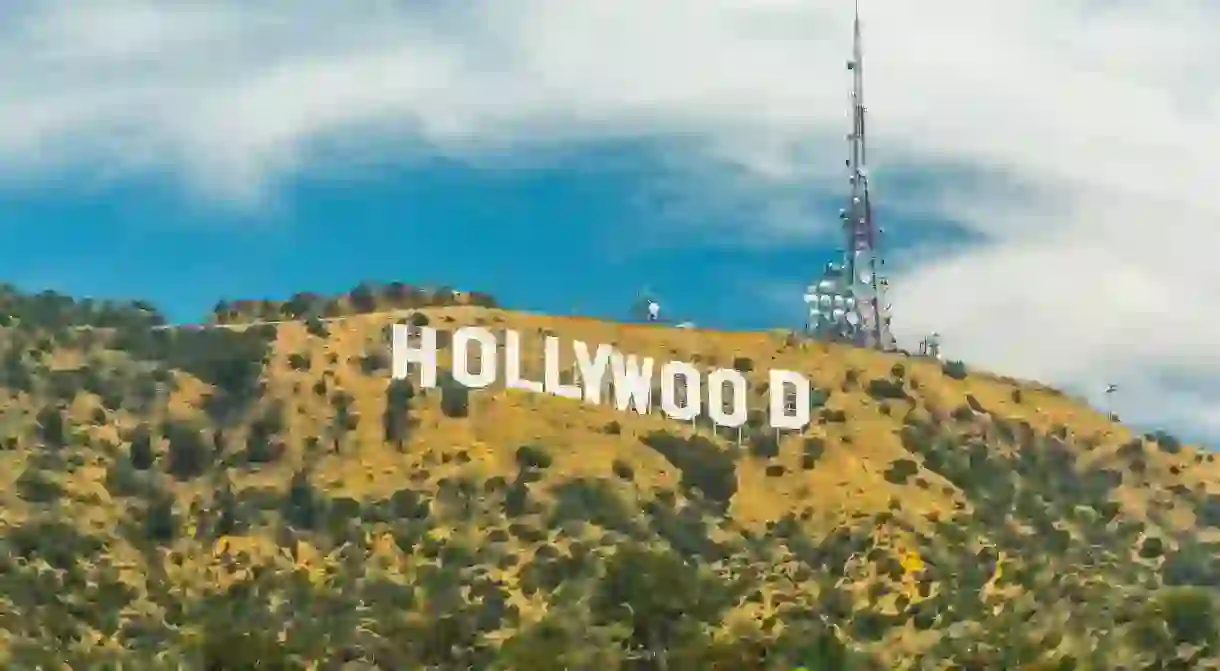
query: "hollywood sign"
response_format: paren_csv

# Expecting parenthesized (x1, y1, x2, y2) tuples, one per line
(391, 324, 817, 430)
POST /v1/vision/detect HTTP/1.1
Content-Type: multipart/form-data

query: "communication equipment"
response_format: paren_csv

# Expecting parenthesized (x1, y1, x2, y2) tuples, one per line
(801, 0, 897, 351)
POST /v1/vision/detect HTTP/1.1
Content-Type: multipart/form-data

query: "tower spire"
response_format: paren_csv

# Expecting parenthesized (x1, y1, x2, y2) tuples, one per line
(802, 0, 895, 350)
(843, 0, 893, 350)
(853, 0, 862, 68)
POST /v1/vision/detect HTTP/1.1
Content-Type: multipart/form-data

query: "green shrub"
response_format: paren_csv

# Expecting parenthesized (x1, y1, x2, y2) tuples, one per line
(941, 360, 968, 380)
(801, 437, 826, 470)
(129, 424, 155, 470)
(866, 378, 909, 401)
(640, 431, 737, 510)
(15, 467, 62, 503)
(747, 431, 779, 459)
(883, 458, 919, 485)
(164, 420, 211, 480)
(515, 444, 553, 470)
(950, 405, 975, 422)
(287, 353, 310, 371)
(440, 375, 470, 418)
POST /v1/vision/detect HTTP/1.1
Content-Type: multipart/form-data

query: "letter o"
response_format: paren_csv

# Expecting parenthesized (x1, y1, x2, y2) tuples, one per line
(452, 327, 498, 388)
(660, 361, 701, 421)
(707, 368, 748, 427)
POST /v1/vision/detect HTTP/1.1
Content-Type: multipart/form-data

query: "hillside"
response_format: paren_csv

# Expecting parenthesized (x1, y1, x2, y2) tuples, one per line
(0, 284, 1218, 669)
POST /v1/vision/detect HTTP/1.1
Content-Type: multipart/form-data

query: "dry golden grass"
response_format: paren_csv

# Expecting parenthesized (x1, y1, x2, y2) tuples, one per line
(227, 307, 1211, 534)
(0, 304, 1215, 667)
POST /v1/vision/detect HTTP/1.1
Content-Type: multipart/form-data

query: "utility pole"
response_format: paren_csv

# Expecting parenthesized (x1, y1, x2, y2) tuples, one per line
(1104, 384, 1118, 421)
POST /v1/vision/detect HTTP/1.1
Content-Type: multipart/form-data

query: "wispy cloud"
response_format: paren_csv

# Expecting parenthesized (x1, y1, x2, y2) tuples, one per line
(1, 0, 1219, 438)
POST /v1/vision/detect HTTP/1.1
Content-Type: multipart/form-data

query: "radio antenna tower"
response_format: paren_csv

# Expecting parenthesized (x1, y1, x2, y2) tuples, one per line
(803, 1, 895, 350)
(842, 0, 894, 350)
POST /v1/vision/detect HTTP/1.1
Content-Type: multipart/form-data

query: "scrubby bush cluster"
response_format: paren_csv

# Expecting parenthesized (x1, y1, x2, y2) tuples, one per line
(0, 284, 165, 331)
(210, 281, 498, 324)
(0, 284, 1214, 668)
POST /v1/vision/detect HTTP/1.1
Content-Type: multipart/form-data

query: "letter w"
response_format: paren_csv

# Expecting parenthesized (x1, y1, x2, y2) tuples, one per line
(610, 351, 653, 414)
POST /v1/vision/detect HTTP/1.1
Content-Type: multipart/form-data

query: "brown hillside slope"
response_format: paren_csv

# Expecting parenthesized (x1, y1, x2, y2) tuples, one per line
(1, 302, 1219, 668)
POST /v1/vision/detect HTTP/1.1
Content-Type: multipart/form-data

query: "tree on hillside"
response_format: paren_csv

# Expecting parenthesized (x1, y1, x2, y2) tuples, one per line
(348, 282, 378, 314)
(439, 374, 469, 418)
(591, 543, 737, 666)
(284, 292, 323, 319)
(383, 379, 415, 450)
(163, 419, 211, 480)
(128, 423, 155, 470)
(284, 470, 320, 531)
(34, 405, 67, 449)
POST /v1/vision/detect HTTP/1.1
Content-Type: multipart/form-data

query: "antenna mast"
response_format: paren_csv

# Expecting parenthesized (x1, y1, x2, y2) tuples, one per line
(802, 1, 895, 349)
(842, 0, 894, 350)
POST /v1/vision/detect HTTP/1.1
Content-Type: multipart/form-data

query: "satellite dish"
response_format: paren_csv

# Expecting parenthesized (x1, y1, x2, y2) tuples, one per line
(803, 292, 817, 304)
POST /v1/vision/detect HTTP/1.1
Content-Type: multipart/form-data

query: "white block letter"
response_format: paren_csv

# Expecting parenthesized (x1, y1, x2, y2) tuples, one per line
(610, 349, 654, 414)
(544, 336, 581, 400)
(660, 361, 701, 421)
(391, 324, 437, 388)
(573, 341, 612, 405)
(452, 327, 497, 389)
(769, 369, 810, 430)
(708, 368, 747, 427)
(503, 329, 544, 393)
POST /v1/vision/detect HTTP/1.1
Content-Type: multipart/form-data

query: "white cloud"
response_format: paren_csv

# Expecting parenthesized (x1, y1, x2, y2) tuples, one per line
(2, 0, 1219, 438)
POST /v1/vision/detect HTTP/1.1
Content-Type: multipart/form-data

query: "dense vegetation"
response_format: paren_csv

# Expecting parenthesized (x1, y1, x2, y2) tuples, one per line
(209, 281, 496, 324)
(0, 284, 1215, 669)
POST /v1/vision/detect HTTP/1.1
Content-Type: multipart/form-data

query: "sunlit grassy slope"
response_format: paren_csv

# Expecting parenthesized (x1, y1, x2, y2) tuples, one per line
(2, 302, 1219, 669)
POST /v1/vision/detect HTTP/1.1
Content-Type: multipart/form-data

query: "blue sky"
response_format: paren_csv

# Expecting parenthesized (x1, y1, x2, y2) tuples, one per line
(2, 147, 850, 330)
(1, 1, 1219, 443)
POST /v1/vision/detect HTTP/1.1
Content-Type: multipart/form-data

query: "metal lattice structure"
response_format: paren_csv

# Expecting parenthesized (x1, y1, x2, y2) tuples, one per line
(805, 0, 895, 350)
